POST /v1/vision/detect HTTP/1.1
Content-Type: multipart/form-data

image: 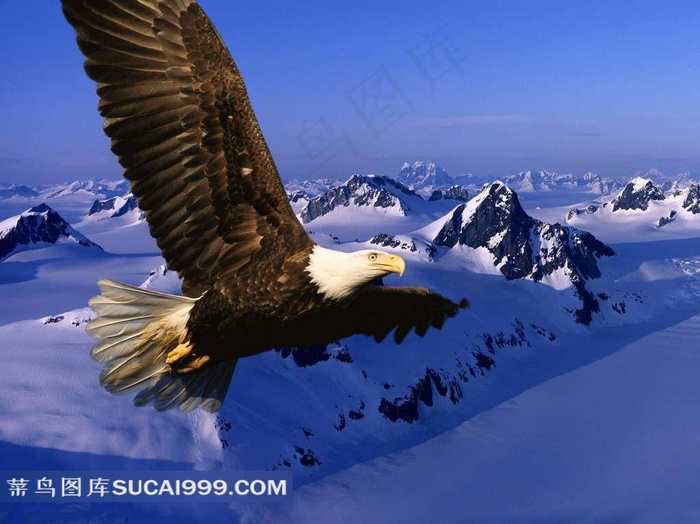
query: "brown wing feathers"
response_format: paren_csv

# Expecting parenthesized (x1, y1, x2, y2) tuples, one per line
(336, 287, 469, 345)
(62, 0, 310, 297)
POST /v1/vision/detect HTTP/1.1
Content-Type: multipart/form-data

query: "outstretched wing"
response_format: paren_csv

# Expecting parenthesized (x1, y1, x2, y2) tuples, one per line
(330, 287, 469, 344)
(62, 0, 311, 296)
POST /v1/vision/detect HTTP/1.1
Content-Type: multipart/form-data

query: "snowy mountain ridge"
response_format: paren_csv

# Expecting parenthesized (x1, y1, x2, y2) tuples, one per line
(565, 177, 700, 236)
(299, 174, 422, 223)
(0, 203, 101, 260)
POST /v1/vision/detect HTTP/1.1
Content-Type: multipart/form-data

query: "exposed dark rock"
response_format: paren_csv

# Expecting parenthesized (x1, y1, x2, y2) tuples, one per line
(530, 323, 557, 341)
(334, 414, 346, 431)
(611, 178, 665, 212)
(348, 401, 365, 420)
(428, 185, 470, 202)
(277, 343, 354, 367)
(300, 175, 417, 223)
(293, 446, 321, 467)
(432, 183, 614, 325)
(0, 204, 101, 259)
(287, 189, 311, 204)
(682, 182, 700, 214)
(657, 210, 677, 228)
(472, 351, 495, 373)
(277, 346, 330, 367)
(88, 193, 140, 218)
(369, 233, 417, 252)
(378, 368, 462, 423)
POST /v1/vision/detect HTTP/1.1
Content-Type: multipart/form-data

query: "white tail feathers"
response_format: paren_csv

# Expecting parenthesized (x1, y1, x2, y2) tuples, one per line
(86, 279, 236, 413)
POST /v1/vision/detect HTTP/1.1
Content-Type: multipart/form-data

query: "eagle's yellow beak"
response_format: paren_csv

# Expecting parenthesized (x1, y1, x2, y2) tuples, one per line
(377, 254, 405, 277)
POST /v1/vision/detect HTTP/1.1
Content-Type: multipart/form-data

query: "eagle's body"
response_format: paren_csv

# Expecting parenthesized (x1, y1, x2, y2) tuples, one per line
(62, 0, 468, 412)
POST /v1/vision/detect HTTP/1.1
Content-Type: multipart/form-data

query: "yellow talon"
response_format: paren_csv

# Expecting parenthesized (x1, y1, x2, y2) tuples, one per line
(175, 355, 211, 374)
(166, 342, 193, 365)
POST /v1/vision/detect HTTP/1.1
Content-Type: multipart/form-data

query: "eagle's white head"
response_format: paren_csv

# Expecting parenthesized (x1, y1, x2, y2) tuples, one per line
(306, 245, 406, 301)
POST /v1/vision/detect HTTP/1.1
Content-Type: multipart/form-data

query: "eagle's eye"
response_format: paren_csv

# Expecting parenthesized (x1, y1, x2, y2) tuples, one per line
(368, 253, 378, 261)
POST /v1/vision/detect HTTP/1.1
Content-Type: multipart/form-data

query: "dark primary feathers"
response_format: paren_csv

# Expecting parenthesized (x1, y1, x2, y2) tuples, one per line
(330, 287, 469, 344)
(62, 0, 311, 297)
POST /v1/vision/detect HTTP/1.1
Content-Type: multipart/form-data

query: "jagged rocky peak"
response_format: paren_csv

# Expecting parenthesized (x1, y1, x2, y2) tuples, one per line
(299, 174, 418, 224)
(611, 177, 665, 211)
(287, 189, 312, 214)
(0, 203, 101, 259)
(396, 161, 455, 193)
(428, 185, 470, 202)
(431, 182, 614, 324)
(433, 182, 533, 277)
(288, 190, 311, 203)
(89, 193, 143, 220)
(682, 182, 700, 214)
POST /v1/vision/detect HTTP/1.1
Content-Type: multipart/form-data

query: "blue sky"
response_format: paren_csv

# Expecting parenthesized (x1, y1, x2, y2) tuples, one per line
(1, 1, 699, 184)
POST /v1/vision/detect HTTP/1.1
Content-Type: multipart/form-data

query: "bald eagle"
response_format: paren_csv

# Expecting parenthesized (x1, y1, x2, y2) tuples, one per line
(62, 0, 469, 412)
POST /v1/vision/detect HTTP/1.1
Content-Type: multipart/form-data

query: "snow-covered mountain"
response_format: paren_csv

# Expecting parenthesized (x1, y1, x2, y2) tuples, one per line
(0, 203, 101, 259)
(503, 170, 622, 194)
(610, 177, 665, 211)
(396, 161, 455, 195)
(285, 178, 342, 197)
(300, 174, 423, 223)
(682, 182, 700, 214)
(564, 176, 700, 238)
(287, 190, 313, 214)
(0, 184, 39, 199)
(88, 193, 144, 221)
(42, 178, 129, 199)
(285, 178, 344, 213)
(426, 182, 614, 324)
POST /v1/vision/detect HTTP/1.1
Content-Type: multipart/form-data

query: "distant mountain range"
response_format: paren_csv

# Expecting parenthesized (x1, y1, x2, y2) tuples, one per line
(1, 164, 693, 205)
(501, 170, 622, 194)
(567, 177, 700, 229)
(0, 179, 129, 200)
(396, 161, 456, 195)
